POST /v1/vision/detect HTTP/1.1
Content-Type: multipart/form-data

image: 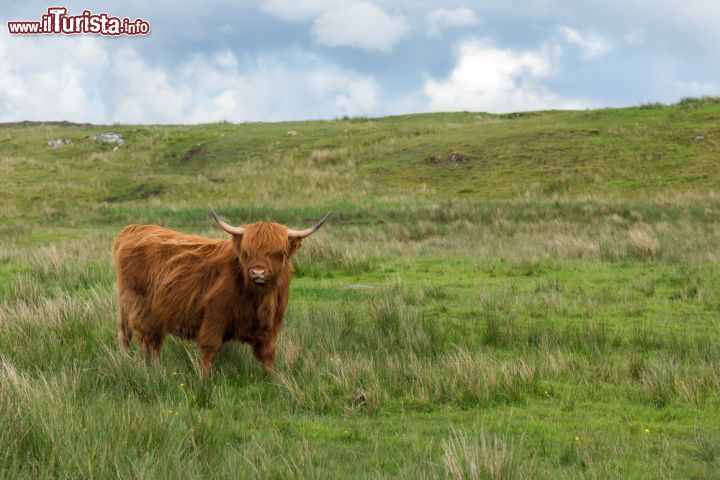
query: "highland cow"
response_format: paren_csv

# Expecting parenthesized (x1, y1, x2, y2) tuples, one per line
(112, 207, 329, 377)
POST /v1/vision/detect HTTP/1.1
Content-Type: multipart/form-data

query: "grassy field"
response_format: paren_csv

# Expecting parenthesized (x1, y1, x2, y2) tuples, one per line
(1, 97, 720, 478)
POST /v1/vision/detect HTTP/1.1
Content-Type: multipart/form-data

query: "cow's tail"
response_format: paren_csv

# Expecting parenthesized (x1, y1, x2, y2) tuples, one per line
(117, 304, 132, 353)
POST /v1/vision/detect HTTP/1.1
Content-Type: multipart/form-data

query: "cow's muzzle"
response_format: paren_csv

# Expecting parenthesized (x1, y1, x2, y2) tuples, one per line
(250, 268, 268, 285)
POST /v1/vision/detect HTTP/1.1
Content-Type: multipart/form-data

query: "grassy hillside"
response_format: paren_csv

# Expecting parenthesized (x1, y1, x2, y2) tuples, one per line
(1, 98, 720, 478)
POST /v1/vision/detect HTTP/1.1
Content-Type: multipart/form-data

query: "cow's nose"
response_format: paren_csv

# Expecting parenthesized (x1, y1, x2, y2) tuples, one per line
(250, 268, 266, 279)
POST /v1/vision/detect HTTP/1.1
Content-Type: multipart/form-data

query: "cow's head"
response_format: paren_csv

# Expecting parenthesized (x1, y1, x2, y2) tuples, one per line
(210, 207, 330, 287)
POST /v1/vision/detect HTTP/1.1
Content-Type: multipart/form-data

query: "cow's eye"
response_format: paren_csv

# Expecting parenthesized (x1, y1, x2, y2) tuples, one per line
(271, 251, 284, 260)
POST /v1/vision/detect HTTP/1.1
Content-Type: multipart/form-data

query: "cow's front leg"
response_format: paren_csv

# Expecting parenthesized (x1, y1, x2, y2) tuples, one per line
(252, 332, 276, 375)
(199, 345, 219, 380)
(197, 317, 224, 380)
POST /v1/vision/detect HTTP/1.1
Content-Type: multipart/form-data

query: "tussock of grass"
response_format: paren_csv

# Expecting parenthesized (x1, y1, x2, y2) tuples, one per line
(292, 232, 374, 276)
(693, 428, 719, 463)
(442, 428, 530, 479)
(675, 96, 720, 110)
(627, 228, 660, 260)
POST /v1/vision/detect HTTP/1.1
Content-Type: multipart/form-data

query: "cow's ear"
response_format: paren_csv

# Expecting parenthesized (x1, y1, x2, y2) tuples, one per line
(288, 238, 302, 256)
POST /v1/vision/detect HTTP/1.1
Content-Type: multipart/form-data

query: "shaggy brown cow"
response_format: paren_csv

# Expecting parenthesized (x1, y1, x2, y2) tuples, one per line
(112, 207, 329, 377)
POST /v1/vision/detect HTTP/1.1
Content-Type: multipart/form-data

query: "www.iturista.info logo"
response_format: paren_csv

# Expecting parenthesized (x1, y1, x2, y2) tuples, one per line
(7, 7, 150, 35)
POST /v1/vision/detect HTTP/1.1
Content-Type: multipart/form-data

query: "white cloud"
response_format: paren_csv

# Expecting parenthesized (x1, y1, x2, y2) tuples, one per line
(425, 8, 479, 38)
(112, 50, 380, 123)
(423, 39, 585, 113)
(261, 0, 409, 52)
(261, 0, 350, 22)
(558, 26, 610, 59)
(214, 50, 237, 69)
(0, 35, 107, 122)
(180, 52, 380, 122)
(0, 33, 380, 124)
(109, 49, 193, 124)
(311, 2, 408, 52)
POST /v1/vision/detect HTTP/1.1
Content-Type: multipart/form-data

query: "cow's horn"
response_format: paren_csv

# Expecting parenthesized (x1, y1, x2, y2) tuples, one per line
(209, 205, 245, 236)
(287, 212, 331, 239)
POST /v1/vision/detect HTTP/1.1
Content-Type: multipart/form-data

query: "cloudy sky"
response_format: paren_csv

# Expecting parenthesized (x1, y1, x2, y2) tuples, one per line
(1, 0, 719, 123)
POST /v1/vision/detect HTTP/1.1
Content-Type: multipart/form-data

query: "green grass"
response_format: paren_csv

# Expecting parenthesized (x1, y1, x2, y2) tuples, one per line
(2, 98, 720, 478)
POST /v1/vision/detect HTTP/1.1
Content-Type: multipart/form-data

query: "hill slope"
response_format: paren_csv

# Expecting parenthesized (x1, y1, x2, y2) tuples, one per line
(2, 98, 720, 229)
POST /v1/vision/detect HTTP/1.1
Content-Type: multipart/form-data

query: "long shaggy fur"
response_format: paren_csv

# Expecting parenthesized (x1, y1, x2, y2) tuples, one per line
(112, 222, 300, 376)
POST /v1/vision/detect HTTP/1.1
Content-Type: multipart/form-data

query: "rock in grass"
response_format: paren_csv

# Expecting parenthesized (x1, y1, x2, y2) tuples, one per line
(425, 152, 471, 165)
(343, 284, 375, 290)
(48, 138, 71, 148)
(89, 133, 125, 144)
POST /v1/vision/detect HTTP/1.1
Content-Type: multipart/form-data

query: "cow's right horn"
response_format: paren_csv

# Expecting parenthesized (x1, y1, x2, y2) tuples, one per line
(287, 212, 331, 239)
(209, 205, 244, 235)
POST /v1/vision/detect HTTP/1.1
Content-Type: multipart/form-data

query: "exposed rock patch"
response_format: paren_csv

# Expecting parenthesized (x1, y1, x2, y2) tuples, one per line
(424, 152, 471, 165)
(47, 139, 71, 149)
(182, 144, 207, 164)
(90, 133, 125, 144)
(343, 284, 375, 290)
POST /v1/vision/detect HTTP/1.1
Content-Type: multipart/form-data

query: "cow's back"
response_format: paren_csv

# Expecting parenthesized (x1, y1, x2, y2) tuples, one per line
(113, 225, 182, 296)
(113, 225, 233, 337)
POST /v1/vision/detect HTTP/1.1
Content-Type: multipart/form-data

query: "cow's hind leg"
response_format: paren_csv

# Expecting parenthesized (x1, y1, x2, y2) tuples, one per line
(117, 304, 132, 353)
(137, 331, 164, 361)
(126, 302, 164, 362)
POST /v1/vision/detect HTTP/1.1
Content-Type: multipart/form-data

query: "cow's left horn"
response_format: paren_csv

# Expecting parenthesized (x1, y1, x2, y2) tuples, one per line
(209, 205, 245, 236)
(287, 212, 331, 239)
